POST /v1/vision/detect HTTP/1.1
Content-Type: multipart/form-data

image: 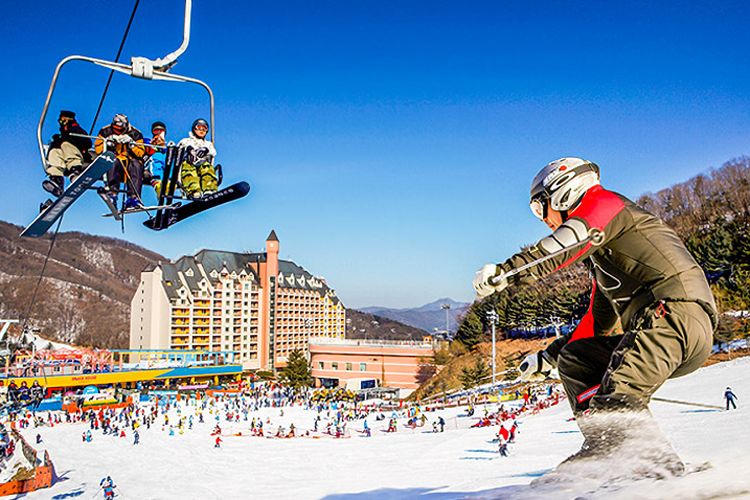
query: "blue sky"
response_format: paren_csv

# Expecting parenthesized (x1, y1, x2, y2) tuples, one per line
(1, 1, 749, 308)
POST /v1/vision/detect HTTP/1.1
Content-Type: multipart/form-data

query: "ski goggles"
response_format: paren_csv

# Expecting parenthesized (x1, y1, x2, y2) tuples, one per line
(194, 124, 208, 132)
(530, 196, 548, 220)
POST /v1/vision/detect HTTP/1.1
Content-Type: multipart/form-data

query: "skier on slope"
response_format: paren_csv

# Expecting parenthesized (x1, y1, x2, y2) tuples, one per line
(724, 387, 738, 410)
(94, 114, 146, 209)
(100, 476, 116, 499)
(177, 118, 218, 200)
(473, 157, 717, 476)
(42, 110, 92, 207)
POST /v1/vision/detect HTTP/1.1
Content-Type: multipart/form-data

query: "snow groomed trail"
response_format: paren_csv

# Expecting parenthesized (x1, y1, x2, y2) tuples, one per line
(17, 357, 750, 499)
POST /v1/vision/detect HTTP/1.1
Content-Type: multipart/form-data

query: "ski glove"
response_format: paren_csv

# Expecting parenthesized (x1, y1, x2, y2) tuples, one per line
(473, 264, 508, 299)
(518, 351, 554, 381)
(114, 134, 131, 144)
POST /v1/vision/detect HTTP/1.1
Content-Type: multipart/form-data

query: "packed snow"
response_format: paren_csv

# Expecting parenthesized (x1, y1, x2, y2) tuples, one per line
(13, 357, 750, 499)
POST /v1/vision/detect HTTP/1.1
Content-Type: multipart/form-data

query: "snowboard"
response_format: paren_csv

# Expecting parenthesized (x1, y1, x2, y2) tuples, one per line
(526, 460, 713, 499)
(21, 152, 116, 237)
(143, 181, 250, 231)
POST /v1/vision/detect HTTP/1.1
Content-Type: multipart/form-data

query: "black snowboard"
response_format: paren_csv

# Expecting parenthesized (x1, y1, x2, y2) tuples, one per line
(143, 181, 250, 231)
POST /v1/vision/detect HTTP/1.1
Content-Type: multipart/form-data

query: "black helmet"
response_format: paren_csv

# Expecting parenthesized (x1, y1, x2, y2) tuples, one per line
(151, 121, 167, 133)
(191, 118, 209, 133)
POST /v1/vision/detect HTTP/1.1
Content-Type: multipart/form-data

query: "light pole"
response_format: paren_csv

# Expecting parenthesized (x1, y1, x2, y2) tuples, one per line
(487, 310, 498, 387)
(441, 304, 451, 339)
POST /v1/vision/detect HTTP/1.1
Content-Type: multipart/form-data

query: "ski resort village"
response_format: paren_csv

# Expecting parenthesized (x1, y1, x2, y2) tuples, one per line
(2, 1, 750, 499)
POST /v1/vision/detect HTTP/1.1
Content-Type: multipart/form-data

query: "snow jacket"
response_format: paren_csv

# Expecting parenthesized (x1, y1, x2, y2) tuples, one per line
(496, 185, 718, 360)
(94, 125, 145, 162)
(177, 132, 216, 166)
(50, 121, 91, 152)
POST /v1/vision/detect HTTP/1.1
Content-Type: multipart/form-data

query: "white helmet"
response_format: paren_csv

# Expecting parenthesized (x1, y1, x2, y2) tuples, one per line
(529, 157, 600, 219)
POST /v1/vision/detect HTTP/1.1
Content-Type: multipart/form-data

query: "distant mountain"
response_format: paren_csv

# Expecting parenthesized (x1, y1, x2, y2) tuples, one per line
(359, 298, 470, 334)
(346, 310, 429, 341)
(0, 220, 165, 348)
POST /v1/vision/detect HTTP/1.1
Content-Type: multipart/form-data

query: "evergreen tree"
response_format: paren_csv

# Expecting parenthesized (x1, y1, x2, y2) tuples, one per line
(279, 349, 313, 388)
(459, 358, 490, 389)
(455, 306, 484, 349)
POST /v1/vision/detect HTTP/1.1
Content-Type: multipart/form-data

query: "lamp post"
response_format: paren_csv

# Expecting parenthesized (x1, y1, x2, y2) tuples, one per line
(441, 303, 451, 339)
(487, 310, 498, 387)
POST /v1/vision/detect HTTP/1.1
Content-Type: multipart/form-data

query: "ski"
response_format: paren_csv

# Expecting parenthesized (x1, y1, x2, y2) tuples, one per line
(97, 187, 122, 221)
(21, 152, 116, 237)
(143, 181, 250, 231)
(102, 203, 181, 218)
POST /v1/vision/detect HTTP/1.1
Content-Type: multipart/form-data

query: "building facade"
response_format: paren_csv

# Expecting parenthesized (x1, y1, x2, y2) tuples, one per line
(130, 231, 346, 371)
(308, 337, 436, 393)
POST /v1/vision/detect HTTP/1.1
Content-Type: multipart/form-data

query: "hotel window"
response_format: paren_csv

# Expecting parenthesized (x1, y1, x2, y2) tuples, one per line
(345, 362, 352, 371)
(318, 361, 324, 370)
(331, 362, 338, 370)
(359, 363, 366, 372)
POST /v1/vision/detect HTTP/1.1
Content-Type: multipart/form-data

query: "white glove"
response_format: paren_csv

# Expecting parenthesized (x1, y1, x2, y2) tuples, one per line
(518, 351, 553, 381)
(114, 134, 131, 144)
(472, 264, 508, 299)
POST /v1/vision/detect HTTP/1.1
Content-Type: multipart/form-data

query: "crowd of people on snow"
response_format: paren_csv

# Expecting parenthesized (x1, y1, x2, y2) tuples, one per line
(41, 110, 219, 212)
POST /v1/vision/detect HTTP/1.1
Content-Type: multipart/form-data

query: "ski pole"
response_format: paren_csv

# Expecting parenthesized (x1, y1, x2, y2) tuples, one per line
(651, 396, 724, 410)
(491, 227, 605, 284)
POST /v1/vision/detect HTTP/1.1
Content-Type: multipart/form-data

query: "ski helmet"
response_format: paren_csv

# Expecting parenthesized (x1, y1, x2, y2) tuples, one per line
(151, 121, 166, 133)
(112, 113, 129, 132)
(529, 157, 600, 219)
(191, 118, 209, 133)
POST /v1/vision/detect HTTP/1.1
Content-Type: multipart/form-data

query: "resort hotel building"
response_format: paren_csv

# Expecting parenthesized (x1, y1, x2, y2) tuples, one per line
(129, 231, 346, 371)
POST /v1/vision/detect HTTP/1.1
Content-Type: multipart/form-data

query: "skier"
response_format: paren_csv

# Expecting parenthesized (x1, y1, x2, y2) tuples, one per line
(133, 429, 140, 445)
(100, 476, 116, 499)
(724, 387, 738, 410)
(94, 114, 146, 209)
(473, 157, 717, 477)
(438, 416, 445, 432)
(214, 435, 222, 448)
(177, 118, 218, 199)
(42, 110, 92, 204)
(498, 439, 509, 457)
(144, 121, 168, 194)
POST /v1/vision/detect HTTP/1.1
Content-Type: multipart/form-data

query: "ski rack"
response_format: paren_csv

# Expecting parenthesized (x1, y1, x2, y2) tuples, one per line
(35, 0, 215, 171)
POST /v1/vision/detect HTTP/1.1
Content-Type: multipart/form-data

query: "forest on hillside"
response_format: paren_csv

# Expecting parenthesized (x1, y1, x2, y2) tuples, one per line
(456, 156, 750, 348)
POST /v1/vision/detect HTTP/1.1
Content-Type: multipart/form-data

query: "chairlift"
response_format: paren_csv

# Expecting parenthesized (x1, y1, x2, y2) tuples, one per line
(22, 0, 249, 238)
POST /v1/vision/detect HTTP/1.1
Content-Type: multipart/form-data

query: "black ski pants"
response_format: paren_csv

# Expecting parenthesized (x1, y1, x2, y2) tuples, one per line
(556, 301, 713, 415)
(107, 157, 144, 197)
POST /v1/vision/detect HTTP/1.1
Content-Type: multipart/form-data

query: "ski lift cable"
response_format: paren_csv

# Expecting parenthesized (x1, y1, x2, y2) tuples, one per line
(89, 0, 141, 135)
(19, 216, 64, 343)
(19, 2, 146, 354)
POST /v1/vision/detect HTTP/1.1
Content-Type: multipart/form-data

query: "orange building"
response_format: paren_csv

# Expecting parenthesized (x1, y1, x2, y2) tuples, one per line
(130, 231, 346, 371)
(309, 337, 436, 394)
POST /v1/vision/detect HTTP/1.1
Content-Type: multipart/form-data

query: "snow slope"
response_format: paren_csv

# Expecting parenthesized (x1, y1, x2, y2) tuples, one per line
(17, 357, 750, 500)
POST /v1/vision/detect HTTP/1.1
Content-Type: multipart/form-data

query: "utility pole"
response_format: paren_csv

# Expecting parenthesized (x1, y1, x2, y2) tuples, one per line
(441, 303, 451, 339)
(487, 310, 498, 387)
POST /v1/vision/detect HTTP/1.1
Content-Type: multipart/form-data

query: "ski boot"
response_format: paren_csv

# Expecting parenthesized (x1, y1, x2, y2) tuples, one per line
(190, 191, 203, 201)
(42, 176, 64, 198)
(39, 199, 54, 213)
(124, 197, 143, 210)
(67, 165, 83, 183)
